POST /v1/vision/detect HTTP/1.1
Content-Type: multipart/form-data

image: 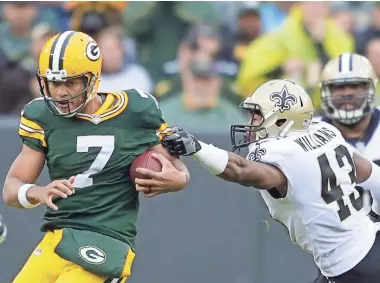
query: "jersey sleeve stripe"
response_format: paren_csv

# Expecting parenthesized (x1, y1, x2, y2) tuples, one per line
(19, 128, 47, 147)
(19, 123, 44, 135)
(20, 116, 43, 131)
(158, 122, 170, 132)
(156, 122, 171, 140)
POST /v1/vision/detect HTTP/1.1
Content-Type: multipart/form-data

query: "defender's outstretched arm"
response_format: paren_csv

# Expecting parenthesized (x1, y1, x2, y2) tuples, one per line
(161, 128, 287, 191)
(193, 142, 287, 191)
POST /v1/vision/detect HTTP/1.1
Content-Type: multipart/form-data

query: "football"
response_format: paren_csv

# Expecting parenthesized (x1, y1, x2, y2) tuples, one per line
(130, 151, 162, 183)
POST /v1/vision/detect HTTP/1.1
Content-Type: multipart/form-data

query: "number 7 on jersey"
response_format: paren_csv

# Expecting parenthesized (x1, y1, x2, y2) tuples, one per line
(74, 135, 115, 188)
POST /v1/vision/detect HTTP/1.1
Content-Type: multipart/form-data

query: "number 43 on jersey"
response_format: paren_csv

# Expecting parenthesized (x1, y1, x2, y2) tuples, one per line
(318, 145, 363, 222)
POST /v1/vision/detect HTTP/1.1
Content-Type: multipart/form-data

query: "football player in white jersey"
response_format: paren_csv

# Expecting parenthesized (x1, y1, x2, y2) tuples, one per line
(135, 79, 380, 283)
(319, 52, 380, 213)
(312, 53, 380, 283)
(319, 53, 379, 161)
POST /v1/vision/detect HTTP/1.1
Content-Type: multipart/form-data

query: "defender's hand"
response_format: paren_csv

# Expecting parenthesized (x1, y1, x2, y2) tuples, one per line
(26, 177, 75, 211)
(135, 153, 187, 197)
(162, 127, 201, 156)
(0, 214, 7, 244)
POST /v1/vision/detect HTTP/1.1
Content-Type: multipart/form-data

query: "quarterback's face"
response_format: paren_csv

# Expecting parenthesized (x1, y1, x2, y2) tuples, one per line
(329, 82, 367, 111)
(47, 78, 86, 112)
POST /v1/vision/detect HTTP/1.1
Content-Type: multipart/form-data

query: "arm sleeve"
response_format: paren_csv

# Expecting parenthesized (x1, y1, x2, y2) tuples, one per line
(130, 89, 171, 146)
(143, 99, 171, 142)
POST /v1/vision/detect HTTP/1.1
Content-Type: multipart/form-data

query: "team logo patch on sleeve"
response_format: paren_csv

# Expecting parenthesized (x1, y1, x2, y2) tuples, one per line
(270, 85, 297, 113)
(78, 246, 106, 264)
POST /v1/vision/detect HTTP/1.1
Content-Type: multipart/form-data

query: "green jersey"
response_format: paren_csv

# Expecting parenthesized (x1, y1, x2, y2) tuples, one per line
(18, 89, 169, 250)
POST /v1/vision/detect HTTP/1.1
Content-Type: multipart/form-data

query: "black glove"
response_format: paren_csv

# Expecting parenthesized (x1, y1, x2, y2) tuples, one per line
(368, 210, 380, 223)
(0, 214, 7, 244)
(162, 127, 202, 156)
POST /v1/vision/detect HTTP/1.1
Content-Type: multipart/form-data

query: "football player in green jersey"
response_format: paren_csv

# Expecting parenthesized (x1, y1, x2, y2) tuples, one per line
(2, 31, 189, 283)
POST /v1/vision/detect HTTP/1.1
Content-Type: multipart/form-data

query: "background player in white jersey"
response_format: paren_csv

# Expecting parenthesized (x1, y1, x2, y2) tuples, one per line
(136, 79, 380, 283)
(319, 53, 380, 214)
(313, 52, 380, 283)
(320, 53, 379, 161)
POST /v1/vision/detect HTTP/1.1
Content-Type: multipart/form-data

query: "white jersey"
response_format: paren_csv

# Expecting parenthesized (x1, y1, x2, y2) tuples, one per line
(315, 109, 380, 213)
(247, 122, 379, 277)
(314, 108, 380, 163)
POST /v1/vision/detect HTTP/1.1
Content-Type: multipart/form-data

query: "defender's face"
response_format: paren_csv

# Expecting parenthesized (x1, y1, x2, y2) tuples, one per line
(329, 82, 368, 111)
(247, 110, 263, 142)
(47, 77, 86, 112)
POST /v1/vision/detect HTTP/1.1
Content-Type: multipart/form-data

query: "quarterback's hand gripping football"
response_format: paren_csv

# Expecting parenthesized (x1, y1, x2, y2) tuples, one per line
(162, 127, 201, 156)
(134, 153, 188, 197)
(26, 177, 76, 211)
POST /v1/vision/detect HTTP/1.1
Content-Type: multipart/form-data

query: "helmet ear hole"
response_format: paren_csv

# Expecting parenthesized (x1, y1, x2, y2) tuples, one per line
(276, 118, 287, 127)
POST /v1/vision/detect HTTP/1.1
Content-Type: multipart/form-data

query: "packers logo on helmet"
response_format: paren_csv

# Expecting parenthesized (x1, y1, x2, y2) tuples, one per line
(37, 31, 102, 117)
(86, 42, 100, 61)
(320, 53, 377, 125)
(231, 79, 314, 151)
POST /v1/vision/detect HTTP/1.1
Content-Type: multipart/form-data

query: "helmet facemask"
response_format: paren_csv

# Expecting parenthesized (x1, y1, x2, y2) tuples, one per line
(230, 102, 296, 152)
(37, 71, 98, 118)
(321, 78, 375, 125)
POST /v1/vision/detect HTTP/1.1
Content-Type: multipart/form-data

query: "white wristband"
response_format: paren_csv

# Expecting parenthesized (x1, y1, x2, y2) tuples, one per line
(193, 141, 229, 175)
(18, 184, 40, 208)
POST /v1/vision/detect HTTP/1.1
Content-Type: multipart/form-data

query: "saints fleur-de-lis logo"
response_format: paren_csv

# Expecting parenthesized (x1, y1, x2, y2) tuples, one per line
(247, 143, 267, 162)
(269, 85, 297, 113)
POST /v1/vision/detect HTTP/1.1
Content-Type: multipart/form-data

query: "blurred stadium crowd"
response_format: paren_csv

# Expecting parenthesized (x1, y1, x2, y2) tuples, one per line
(0, 1, 378, 132)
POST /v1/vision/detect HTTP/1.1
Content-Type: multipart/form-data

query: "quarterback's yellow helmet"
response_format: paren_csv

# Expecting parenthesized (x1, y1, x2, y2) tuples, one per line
(231, 79, 314, 151)
(320, 53, 377, 125)
(37, 30, 102, 117)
